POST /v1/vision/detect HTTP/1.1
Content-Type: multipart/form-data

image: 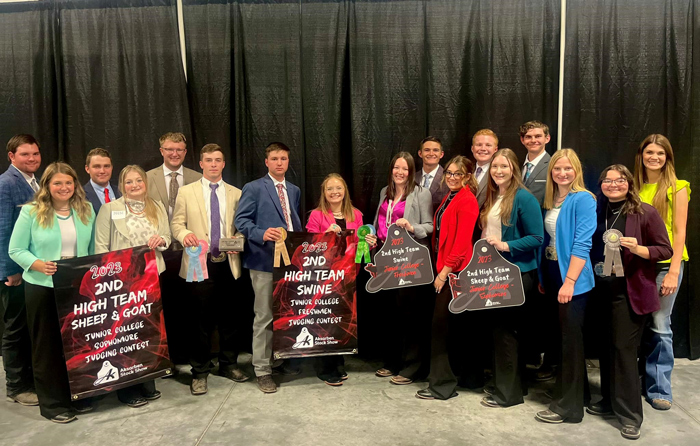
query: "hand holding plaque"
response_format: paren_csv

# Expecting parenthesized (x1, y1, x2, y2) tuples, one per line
(219, 235, 245, 253)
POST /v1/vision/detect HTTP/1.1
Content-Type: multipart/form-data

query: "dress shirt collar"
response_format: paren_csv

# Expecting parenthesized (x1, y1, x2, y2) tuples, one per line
(268, 173, 287, 189)
(163, 164, 184, 177)
(524, 149, 547, 169)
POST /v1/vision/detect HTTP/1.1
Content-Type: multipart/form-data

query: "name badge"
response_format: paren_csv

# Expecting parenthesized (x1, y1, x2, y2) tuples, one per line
(111, 210, 126, 220)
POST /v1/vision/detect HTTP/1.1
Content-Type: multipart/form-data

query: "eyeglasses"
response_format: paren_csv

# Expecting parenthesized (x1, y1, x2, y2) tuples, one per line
(444, 171, 464, 179)
(601, 178, 628, 186)
(162, 148, 186, 154)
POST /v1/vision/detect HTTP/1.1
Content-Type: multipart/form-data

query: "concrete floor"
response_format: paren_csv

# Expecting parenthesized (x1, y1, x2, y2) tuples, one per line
(1, 355, 698, 446)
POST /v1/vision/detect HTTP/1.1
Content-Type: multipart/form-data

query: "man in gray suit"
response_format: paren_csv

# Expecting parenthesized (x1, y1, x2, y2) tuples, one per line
(519, 121, 552, 207)
(414, 136, 448, 211)
(145, 132, 201, 365)
(471, 129, 499, 207)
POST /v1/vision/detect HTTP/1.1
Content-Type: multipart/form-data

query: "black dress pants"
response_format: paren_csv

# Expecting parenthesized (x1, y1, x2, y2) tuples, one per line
(315, 355, 345, 381)
(24, 282, 72, 419)
(397, 284, 434, 379)
(596, 276, 648, 428)
(491, 269, 538, 406)
(546, 260, 590, 422)
(1, 280, 34, 395)
(186, 259, 240, 378)
(427, 284, 459, 399)
(160, 246, 187, 363)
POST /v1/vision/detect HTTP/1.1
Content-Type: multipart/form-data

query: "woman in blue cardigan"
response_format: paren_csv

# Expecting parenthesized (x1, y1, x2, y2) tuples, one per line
(9, 162, 95, 424)
(534, 149, 596, 424)
(478, 149, 544, 408)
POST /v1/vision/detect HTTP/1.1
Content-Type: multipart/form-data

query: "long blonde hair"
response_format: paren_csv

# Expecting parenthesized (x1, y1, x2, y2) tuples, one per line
(543, 149, 595, 210)
(119, 165, 160, 227)
(316, 173, 357, 223)
(633, 134, 677, 220)
(480, 149, 523, 227)
(31, 162, 92, 228)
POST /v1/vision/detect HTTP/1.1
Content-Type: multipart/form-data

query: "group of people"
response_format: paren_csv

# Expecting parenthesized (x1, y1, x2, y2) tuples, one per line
(0, 122, 689, 440)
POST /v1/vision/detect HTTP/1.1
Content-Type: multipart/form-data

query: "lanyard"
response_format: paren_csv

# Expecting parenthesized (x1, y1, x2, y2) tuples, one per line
(386, 193, 402, 228)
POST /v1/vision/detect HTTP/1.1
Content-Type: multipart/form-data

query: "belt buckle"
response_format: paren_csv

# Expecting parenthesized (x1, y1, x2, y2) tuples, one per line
(210, 252, 227, 263)
(545, 247, 558, 261)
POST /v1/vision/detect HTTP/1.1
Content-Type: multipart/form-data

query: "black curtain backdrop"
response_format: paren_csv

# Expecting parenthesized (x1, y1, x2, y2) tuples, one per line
(563, 0, 699, 358)
(0, 0, 698, 358)
(58, 0, 193, 173)
(0, 1, 60, 170)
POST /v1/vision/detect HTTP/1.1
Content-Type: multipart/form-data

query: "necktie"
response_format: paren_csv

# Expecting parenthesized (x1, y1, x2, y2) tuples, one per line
(30, 178, 38, 193)
(169, 172, 179, 209)
(422, 174, 430, 188)
(104, 188, 111, 203)
(210, 183, 221, 257)
(524, 162, 534, 182)
(475, 166, 483, 179)
(276, 183, 292, 230)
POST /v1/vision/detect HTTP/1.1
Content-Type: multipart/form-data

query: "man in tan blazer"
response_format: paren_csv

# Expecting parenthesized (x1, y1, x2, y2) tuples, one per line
(170, 143, 247, 396)
(146, 132, 201, 366)
(146, 132, 201, 220)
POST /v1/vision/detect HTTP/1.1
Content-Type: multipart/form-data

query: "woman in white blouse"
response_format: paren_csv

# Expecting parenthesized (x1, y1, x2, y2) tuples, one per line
(95, 165, 171, 407)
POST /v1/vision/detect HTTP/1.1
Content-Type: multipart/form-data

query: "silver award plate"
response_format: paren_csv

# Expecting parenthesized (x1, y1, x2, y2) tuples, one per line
(219, 237, 245, 252)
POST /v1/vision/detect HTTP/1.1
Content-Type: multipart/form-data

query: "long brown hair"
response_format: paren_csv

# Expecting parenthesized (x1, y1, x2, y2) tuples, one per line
(543, 149, 595, 210)
(441, 155, 477, 194)
(315, 173, 358, 223)
(30, 162, 92, 228)
(385, 151, 416, 200)
(118, 165, 160, 227)
(480, 149, 523, 227)
(599, 164, 644, 215)
(633, 134, 677, 221)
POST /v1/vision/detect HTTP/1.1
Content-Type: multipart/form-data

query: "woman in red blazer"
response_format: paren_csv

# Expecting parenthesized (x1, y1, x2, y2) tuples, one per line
(306, 173, 364, 386)
(587, 165, 672, 440)
(416, 155, 479, 400)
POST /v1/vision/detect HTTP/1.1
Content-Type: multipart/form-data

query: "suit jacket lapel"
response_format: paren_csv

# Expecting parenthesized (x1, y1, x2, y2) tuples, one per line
(477, 172, 488, 196)
(111, 201, 130, 241)
(263, 176, 286, 223)
(11, 168, 34, 196)
(526, 153, 550, 187)
(404, 189, 415, 220)
(193, 181, 208, 230)
(224, 183, 236, 237)
(154, 168, 169, 205)
(430, 165, 444, 195)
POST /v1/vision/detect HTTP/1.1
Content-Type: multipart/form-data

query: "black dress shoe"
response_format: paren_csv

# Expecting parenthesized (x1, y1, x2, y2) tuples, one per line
(535, 409, 565, 423)
(125, 397, 148, 408)
(142, 390, 162, 401)
(586, 401, 613, 416)
(272, 364, 301, 376)
(621, 425, 641, 440)
(483, 385, 495, 396)
(415, 388, 458, 400)
(51, 412, 77, 424)
(480, 396, 502, 408)
(71, 399, 94, 413)
(339, 372, 348, 381)
(322, 376, 343, 387)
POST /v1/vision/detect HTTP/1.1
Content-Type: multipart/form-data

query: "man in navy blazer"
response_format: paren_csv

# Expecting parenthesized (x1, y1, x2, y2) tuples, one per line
(83, 148, 121, 215)
(0, 134, 41, 406)
(235, 142, 302, 394)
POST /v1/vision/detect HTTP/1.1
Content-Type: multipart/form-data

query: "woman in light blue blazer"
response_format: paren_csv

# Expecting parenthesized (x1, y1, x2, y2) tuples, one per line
(534, 149, 596, 425)
(9, 162, 95, 424)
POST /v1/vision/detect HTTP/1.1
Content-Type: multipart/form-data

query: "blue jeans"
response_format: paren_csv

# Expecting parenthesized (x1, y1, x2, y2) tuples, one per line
(644, 262, 684, 402)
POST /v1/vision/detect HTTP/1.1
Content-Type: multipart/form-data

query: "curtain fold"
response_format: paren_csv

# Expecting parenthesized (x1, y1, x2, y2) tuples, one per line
(0, 1, 60, 169)
(57, 0, 192, 173)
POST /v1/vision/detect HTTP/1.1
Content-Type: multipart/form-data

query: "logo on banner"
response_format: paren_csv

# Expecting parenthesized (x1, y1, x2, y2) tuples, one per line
(292, 327, 314, 349)
(93, 360, 120, 386)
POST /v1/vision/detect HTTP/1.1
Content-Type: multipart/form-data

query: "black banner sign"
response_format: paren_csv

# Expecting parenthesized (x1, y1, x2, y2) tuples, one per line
(448, 239, 525, 313)
(272, 231, 358, 359)
(365, 224, 434, 292)
(54, 247, 171, 400)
